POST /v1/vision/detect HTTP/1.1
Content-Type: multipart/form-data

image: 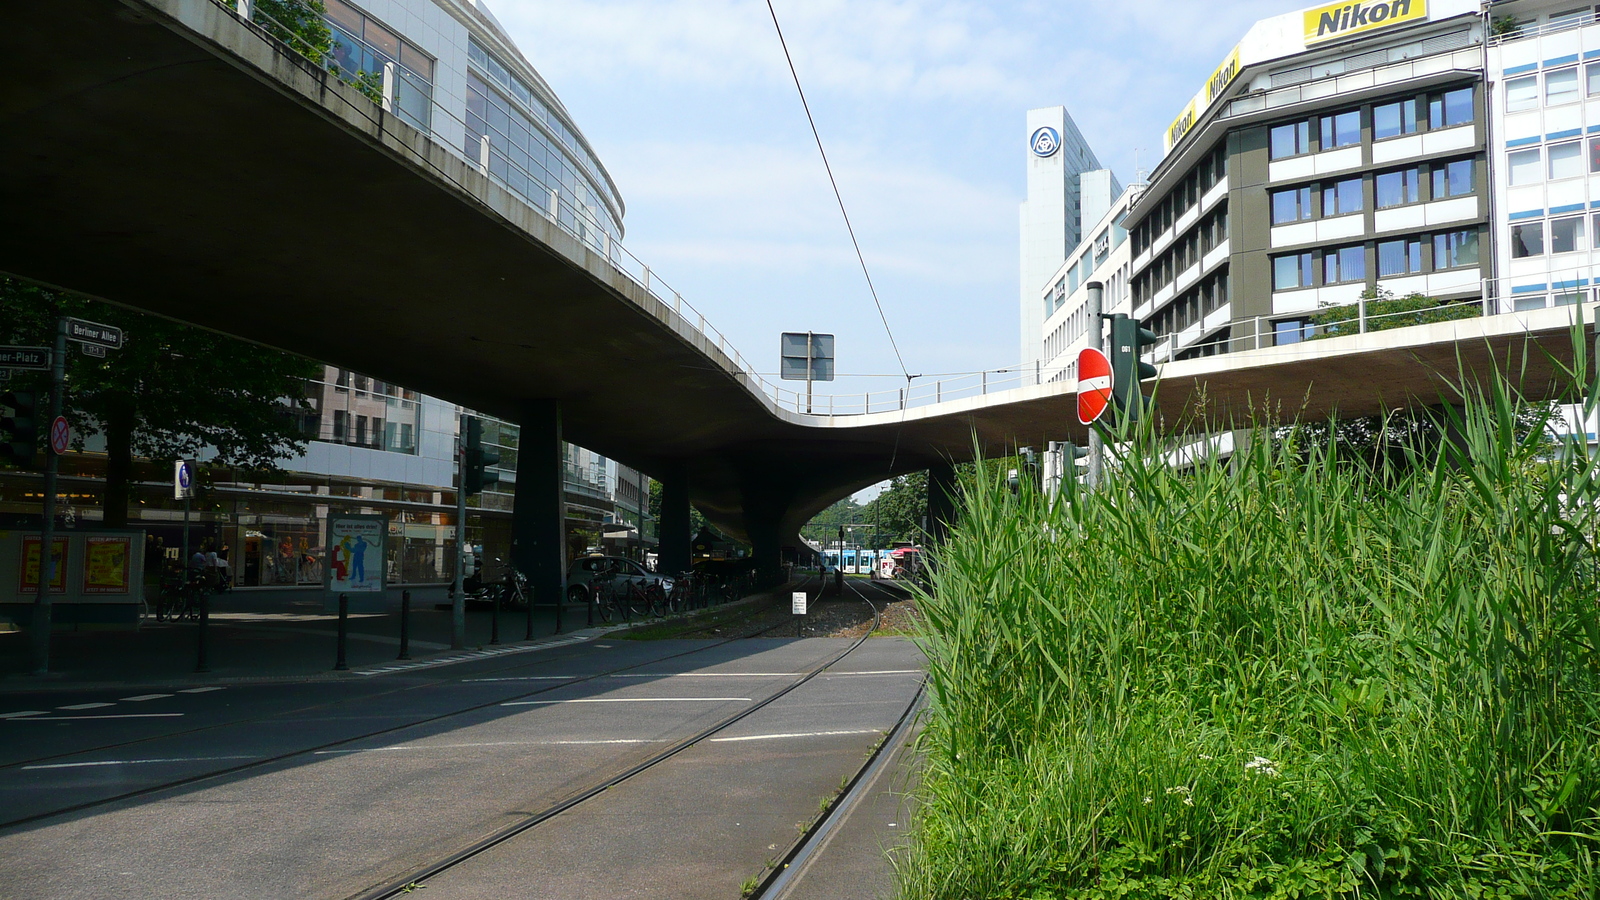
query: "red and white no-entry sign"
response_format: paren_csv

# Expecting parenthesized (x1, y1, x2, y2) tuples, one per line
(1076, 348, 1113, 425)
(49, 416, 69, 455)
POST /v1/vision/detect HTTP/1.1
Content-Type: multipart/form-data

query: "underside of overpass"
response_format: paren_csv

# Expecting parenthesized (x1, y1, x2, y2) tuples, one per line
(1, 0, 1595, 575)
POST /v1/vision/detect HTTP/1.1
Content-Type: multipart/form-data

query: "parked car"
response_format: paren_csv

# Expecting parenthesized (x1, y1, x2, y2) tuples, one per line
(567, 555, 673, 605)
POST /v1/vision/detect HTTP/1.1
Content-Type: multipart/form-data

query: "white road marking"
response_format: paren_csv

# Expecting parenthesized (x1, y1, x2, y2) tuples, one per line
(0, 711, 47, 719)
(177, 687, 225, 694)
(58, 702, 114, 711)
(710, 729, 883, 743)
(119, 694, 174, 702)
(501, 697, 750, 706)
(459, 676, 577, 682)
(315, 738, 666, 755)
(10, 713, 185, 721)
(22, 755, 257, 771)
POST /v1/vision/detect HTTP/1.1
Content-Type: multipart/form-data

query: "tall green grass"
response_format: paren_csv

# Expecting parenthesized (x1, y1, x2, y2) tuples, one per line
(899, 347, 1600, 898)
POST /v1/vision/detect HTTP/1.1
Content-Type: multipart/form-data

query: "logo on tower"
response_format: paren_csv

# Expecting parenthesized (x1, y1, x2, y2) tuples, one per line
(1030, 126, 1061, 158)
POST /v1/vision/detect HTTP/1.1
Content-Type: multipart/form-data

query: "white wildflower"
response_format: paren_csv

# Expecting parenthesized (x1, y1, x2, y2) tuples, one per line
(1142, 795, 1153, 804)
(1165, 785, 1195, 806)
(1244, 755, 1280, 777)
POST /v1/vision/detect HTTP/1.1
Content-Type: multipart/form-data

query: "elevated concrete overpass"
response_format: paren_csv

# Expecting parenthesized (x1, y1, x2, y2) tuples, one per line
(0, 0, 1591, 588)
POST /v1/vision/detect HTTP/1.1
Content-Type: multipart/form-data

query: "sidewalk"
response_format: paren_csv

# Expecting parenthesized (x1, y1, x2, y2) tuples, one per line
(0, 586, 605, 690)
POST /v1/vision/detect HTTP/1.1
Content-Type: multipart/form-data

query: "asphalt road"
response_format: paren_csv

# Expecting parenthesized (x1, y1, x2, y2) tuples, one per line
(0, 630, 924, 900)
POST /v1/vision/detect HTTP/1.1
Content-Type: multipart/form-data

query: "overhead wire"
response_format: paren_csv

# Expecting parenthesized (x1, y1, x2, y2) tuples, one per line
(763, 0, 912, 384)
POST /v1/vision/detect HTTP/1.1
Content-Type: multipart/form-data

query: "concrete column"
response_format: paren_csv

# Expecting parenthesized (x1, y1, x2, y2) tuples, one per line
(747, 517, 784, 587)
(927, 463, 958, 545)
(659, 464, 691, 575)
(512, 399, 565, 609)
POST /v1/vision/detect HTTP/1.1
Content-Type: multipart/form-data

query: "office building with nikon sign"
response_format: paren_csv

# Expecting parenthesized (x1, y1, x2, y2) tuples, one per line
(1124, 0, 1489, 362)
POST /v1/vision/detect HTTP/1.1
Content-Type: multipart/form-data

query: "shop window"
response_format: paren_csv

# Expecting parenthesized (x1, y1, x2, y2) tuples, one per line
(1435, 230, 1479, 268)
(1510, 222, 1545, 258)
(1373, 99, 1418, 139)
(1323, 177, 1363, 216)
(1323, 245, 1366, 285)
(1507, 75, 1539, 112)
(1550, 141, 1584, 179)
(1546, 68, 1580, 105)
(1429, 87, 1473, 128)
(1508, 147, 1542, 186)
(1271, 186, 1312, 224)
(1270, 120, 1311, 159)
(1551, 215, 1586, 254)
(1430, 158, 1474, 199)
(1376, 168, 1420, 208)
(1378, 238, 1422, 276)
(1273, 252, 1314, 290)
(1319, 109, 1361, 150)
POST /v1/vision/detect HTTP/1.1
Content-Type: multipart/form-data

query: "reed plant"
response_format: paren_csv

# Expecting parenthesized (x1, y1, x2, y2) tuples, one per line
(898, 335, 1600, 898)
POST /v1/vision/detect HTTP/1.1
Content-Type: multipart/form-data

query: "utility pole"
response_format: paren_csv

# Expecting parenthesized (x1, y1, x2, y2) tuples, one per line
(451, 413, 466, 650)
(1084, 281, 1105, 490)
(30, 317, 68, 673)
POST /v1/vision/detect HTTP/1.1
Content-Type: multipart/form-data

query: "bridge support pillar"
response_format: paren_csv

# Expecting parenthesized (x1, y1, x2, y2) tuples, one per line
(748, 517, 784, 588)
(512, 399, 566, 618)
(659, 464, 691, 575)
(927, 463, 958, 545)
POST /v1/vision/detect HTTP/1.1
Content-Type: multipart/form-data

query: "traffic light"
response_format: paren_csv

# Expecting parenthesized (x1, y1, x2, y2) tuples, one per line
(1061, 441, 1089, 483)
(1108, 313, 1159, 423)
(462, 416, 501, 495)
(0, 391, 39, 468)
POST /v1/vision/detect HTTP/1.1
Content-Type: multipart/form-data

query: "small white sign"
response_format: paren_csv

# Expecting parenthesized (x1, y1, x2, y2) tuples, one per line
(174, 460, 193, 499)
(791, 591, 808, 615)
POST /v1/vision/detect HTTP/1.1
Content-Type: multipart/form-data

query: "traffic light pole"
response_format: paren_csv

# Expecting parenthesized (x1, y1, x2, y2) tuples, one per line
(1084, 282, 1105, 491)
(31, 316, 67, 675)
(451, 415, 466, 650)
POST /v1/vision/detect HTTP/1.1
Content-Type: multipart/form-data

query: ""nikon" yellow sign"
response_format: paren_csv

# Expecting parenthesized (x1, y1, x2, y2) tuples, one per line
(1304, 0, 1426, 46)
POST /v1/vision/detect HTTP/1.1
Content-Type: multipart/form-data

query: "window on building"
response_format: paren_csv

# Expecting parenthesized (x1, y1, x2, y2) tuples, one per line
(332, 410, 347, 443)
(1323, 177, 1363, 216)
(1429, 158, 1474, 199)
(355, 415, 367, 447)
(1375, 168, 1420, 208)
(1551, 215, 1586, 253)
(1555, 290, 1585, 306)
(1429, 87, 1473, 128)
(325, 0, 434, 131)
(1508, 148, 1542, 185)
(1273, 252, 1314, 290)
(1270, 120, 1311, 159)
(1587, 62, 1600, 97)
(1323, 245, 1366, 285)
(334, 369, 350, 393)
(1514, 295, 1549, 312)
(1271, 186, 1312, 224)
(1378, 238, 1423, 276)
(1507, 74, 1540, 112)
(1373, 99, 1418, 139)
(1550, 141, 1584, 179)
(1547, 67, 1580, 105)
(1433, 230, 1478, 269)
(1274, 319, 1315, 345)
(1510, 221, 1545, 258)
(1319, 109, 1361, 150)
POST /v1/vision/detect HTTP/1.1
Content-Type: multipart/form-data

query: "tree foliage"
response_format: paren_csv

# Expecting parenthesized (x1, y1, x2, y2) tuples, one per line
(798, 496, 864, 543)
(1309, 287, 1479, 339)
(0, 278, 320, 525)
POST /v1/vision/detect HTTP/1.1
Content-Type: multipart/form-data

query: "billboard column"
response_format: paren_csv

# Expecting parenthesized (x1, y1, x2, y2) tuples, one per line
(659, 463, 690, 575)
(512, 399, 565, 625)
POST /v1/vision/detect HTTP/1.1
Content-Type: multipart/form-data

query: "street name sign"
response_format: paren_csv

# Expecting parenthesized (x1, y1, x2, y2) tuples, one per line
(1076, 347, 1114, 425)
(66, 318, 123, 349)
(0, 346, 50, 369)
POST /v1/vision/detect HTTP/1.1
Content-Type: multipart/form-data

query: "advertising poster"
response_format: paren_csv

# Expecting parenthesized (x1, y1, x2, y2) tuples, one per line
(83, 537, 133, 594)
(325, 514, 386, 593)
(20, 536, 69, 594)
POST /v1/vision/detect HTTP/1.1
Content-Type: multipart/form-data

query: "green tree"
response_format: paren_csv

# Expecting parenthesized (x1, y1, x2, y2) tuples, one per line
(799, 496, 863, 543)
(251, 0, 383, 103)
(859, 471, 929, 545)
(1308, 287, 1479, 339)
(0, 278, 320, 527)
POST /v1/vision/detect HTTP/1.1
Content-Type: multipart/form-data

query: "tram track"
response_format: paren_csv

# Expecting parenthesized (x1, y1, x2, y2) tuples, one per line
(0, 575, 830, 830)
(339, 579, 891, 900)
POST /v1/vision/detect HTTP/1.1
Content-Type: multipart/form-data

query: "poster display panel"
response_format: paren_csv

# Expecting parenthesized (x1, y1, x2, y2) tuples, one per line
(20, 536, 69, 594)
(82, 537, 133, 594)
(324, 514, 387, 593)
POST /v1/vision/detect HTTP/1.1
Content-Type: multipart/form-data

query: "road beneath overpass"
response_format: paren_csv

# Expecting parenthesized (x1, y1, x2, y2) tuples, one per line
(0, 0, 1592, 573)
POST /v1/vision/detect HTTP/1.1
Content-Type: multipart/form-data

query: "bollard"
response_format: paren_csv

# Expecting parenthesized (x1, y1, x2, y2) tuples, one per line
(334, 593, 349, 671)
(490, 589, 500, 645)
(524, 587, 534, 641)
(554, 585, 564, 635)
(397, 590, 412, 660)
(586, 583, 594, 628)
(195, 590, 211, 673)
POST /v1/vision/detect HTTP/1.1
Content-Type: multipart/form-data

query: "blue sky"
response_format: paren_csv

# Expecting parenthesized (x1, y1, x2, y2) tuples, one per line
(489, 0, 1293, 495)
